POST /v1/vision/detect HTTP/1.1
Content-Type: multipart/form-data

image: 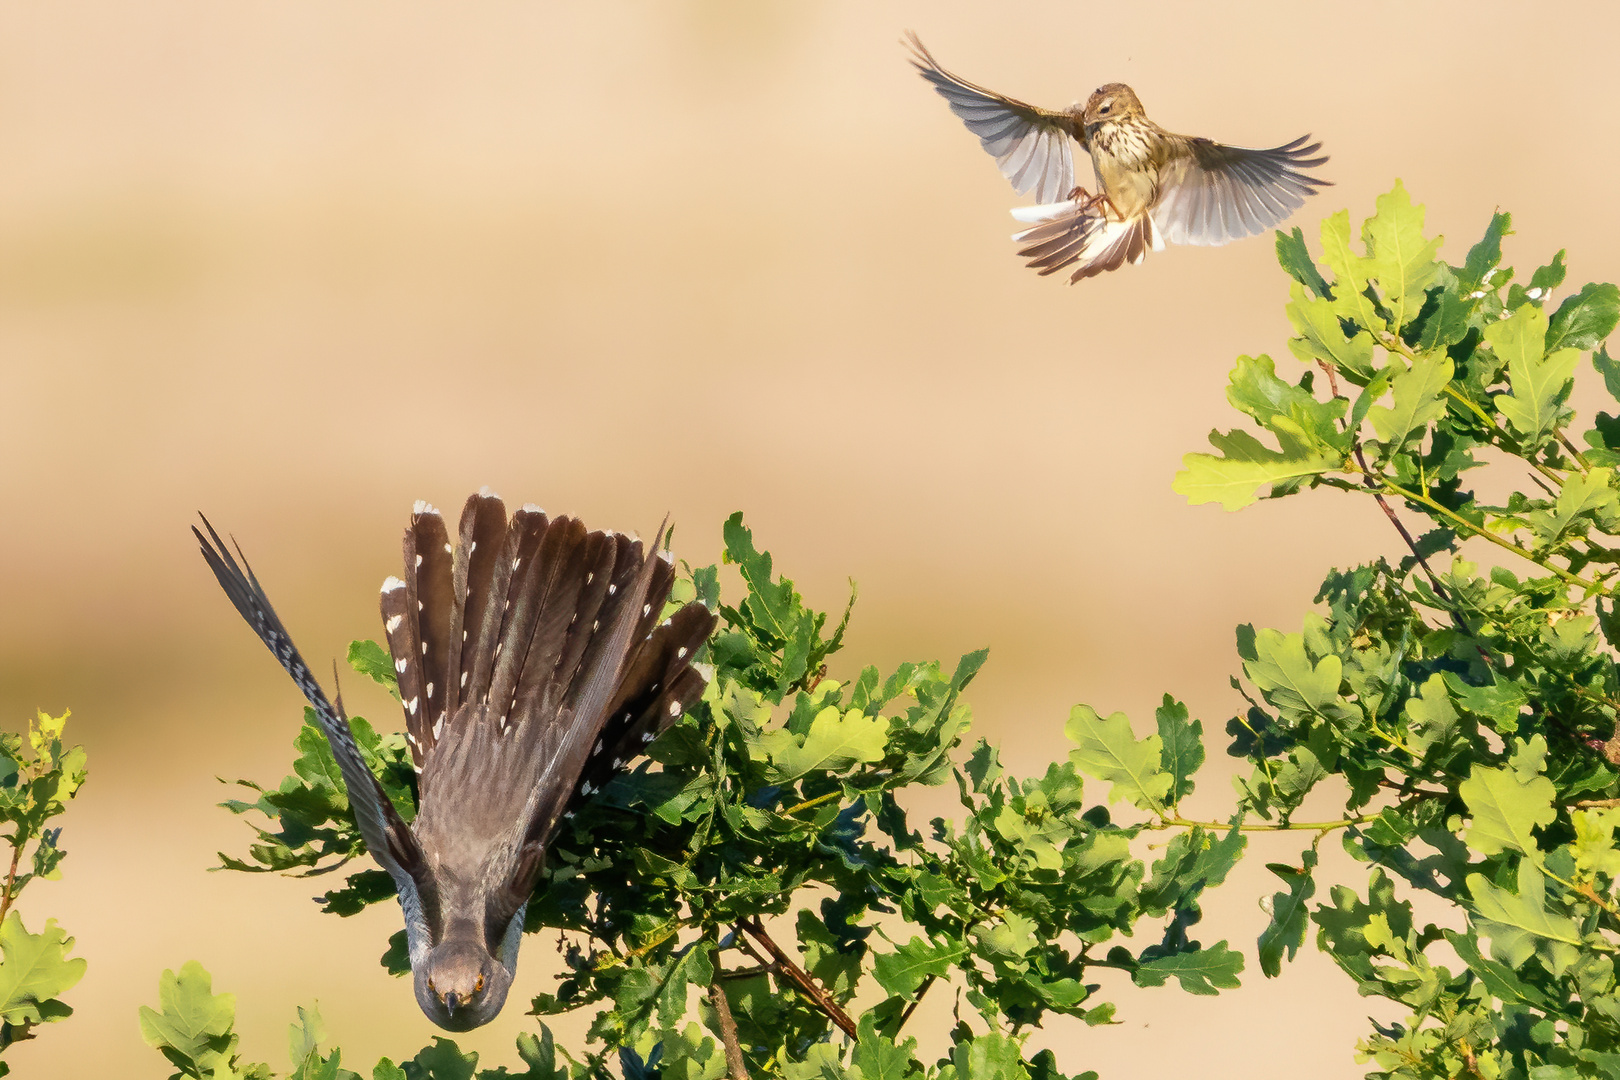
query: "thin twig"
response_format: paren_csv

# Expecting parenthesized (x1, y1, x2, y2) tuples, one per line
(1317, 360, 1475, 640)
(709, 979, 751, 1080)
(0, 840, 24, 926)
(739, 918, 858, 1038)
(897, 975, 935, 1031)
(1558, 430, 1593, 474)
(720, 965, 771, 980)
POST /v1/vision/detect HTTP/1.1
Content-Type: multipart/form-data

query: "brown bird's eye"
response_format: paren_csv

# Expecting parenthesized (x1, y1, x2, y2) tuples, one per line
(428, 979, 436, 994)
(475, 974, 485, 994)
(1100, 103, 1111, 114)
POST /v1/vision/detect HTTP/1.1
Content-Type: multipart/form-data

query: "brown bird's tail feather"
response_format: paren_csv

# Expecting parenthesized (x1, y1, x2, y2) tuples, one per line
(1012, 203, 1160, 283)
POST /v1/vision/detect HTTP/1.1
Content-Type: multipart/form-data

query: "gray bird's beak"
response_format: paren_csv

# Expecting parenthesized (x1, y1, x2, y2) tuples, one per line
(444, 991, 460, 1016)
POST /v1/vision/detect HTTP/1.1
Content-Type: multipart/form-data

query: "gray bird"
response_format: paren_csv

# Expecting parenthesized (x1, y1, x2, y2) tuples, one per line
(196, 490, 717, 1030)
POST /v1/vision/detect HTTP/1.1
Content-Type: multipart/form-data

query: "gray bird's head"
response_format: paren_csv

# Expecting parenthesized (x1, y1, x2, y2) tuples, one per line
(1083, 83, 1145, 127)
(414, 939, 513, 1031)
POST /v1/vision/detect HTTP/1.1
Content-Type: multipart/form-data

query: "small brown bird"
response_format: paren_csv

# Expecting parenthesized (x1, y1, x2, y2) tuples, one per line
(906, 33, 1330, 282)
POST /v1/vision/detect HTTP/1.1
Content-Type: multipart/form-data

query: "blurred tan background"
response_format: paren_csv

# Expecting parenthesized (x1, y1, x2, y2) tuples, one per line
(3, 1, 1619, 1075)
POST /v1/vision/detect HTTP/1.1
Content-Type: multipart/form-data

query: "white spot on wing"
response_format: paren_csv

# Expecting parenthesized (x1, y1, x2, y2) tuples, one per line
(643, 604, 651, 616)
(433, 715, 444, 739)
(406, 696, 419, 715)
(426, 681, 435, 697)
(478, 485, 499, 499)
(461, 671, 469, 687)
(415, 554, 424, 569)
(586, 572, 594, 584)
(395, 658, 407, 673)
(677, 647, 687, 659)
(608, 584, 617, 595)
(668, 701, 681, 717)
(382, 577, 407, 593)
(521, 503, 543, 514)
(421, 641, 428, 654)
(386, 615, 403, 632)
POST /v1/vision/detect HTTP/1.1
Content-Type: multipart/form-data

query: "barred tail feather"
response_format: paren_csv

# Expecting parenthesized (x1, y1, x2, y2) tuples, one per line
(194, 515, 423, 884)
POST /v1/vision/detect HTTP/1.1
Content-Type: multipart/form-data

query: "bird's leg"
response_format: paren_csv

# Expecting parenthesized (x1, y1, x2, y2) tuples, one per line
(1065, 186, 1122, 220)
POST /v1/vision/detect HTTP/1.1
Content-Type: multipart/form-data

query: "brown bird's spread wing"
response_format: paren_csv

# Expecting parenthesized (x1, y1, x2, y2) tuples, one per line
(905, 31, 1081, 204)
(1152, 134, 1331, 247)
(398, 495, 717, 952)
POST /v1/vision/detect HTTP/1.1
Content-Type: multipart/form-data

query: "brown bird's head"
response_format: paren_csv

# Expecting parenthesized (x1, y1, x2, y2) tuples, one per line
(415, 938, 513, 1031)
(1083, 83, 1145, 127)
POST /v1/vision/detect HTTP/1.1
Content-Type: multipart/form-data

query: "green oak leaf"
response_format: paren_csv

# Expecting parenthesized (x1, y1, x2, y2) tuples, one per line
(1468, 861, 1582, 974)
(1276, 227, 1332, 299)
(1286, 284, 1376, 377)
(1528, 467, 1620, 545)
(755, 706, 887, 783)
(1154, 696, 1203, 805)
(1174, 429, 1342, 511)
(853, 1011, 917, 1080)
(1547, 281, 1620, 352)
(0, 912, 84, 1027)
(347, 639, 399, 699)
(138, 961, 242, 1073)
(1319, 209, 1383, 333)
(1366, 354, 1454, 458)
(1460, 762, 1556, 858)
(872, 936, 966, 999)
(1242, 629, 1345, 723)
(1133, 942, 1244, 995)
(1360, 180, 1443, 330)
(1065, 706, 1172, 811)
(1257, 849, 1318, 977)
(1490, 304, 1581, 448)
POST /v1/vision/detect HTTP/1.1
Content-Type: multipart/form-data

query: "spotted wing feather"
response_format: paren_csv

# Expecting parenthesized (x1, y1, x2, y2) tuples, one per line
(446, 490, 510, 716)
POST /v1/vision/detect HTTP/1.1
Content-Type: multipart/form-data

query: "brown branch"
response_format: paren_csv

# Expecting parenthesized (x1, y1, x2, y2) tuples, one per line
(0, 838, 25, 926)
(709, 979, 751, 1080)
(738, 918, 858, 1039)
(1317, 359, 1494, 665)
(897, 975, 936, 1032)
(720, 965, 771, 980)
